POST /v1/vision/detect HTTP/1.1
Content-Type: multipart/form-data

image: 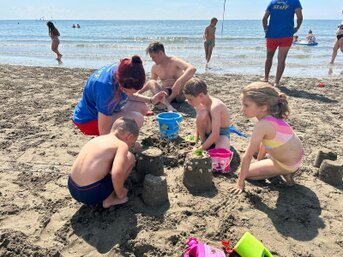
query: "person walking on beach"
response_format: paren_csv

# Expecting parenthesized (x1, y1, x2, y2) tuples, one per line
(262, 0, 303, 87)
(47, 21, 62, 64)
(138, 41, 196, 112)
(203, 17, 218, 64)
(330, 21, 343, 64)
(232, 82, 304, 194)
(72, 55, 166, 136)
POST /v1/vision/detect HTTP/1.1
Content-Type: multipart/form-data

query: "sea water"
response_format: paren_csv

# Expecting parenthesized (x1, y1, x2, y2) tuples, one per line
(0, 19, 342, 77)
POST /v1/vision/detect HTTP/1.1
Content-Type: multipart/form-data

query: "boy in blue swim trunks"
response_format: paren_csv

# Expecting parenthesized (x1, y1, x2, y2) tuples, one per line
(68, 117, 139, 208)
(183, 78, 231, 151)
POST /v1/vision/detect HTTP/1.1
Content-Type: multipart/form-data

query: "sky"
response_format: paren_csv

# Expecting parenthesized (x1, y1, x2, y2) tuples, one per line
(0, 0, 342, 20)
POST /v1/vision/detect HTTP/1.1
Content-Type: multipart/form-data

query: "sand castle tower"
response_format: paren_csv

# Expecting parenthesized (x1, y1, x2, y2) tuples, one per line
(136, 147, 169, 206)
(183, 150, 213, 193)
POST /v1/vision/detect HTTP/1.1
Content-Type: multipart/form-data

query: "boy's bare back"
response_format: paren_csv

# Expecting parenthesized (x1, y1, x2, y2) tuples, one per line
(71, 134, 128, 186)
(208, 96, 231, 128)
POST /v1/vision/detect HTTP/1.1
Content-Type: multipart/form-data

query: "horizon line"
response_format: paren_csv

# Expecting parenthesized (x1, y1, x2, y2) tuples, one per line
(0, 18, 341, 21)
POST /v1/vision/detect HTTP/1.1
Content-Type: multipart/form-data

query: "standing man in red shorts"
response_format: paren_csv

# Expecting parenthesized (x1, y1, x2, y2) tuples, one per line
(262, 0, 303, 87)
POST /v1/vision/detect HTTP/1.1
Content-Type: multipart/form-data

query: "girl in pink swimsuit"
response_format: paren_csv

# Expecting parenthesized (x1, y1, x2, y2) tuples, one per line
(233, 82, 304, 194)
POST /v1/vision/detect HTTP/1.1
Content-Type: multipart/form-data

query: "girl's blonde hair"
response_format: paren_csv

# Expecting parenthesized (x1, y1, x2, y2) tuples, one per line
(242, 82, 290, 119)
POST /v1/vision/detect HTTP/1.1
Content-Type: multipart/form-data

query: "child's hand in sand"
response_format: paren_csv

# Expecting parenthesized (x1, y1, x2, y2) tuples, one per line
(230, 181, 244, 194)
(167, 104, 176, 112)
(151, 91, 167, 105)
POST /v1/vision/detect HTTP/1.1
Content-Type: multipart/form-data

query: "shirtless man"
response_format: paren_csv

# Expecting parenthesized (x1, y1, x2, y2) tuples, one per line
(204, 17, 218, 64)
(139, 41, 196, 112)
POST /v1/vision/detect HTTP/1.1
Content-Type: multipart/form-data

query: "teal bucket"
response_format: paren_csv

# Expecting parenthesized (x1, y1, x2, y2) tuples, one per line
(156, 112, 183, 139)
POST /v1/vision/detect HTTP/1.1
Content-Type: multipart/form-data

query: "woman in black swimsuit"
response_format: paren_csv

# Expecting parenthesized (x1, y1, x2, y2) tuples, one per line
(47, 21, 62, 64)
(330, 22, 343, 64)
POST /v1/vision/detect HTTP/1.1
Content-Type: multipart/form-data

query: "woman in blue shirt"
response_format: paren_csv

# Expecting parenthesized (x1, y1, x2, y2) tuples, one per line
(73, 55, 165, 136)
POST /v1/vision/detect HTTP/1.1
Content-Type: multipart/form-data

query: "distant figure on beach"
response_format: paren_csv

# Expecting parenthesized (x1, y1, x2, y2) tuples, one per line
(292, 35, 299, 42)
(232, 82, 304, 194)
(203, 17, 218, 64)
(138, 41, 196, 112)
(68, 117, 138, 208)
(72, 55, 166, 136)
(330, 21, 343, 64)
(76, 24, 80, 28)
(183, 78, 230, 150)
(306, 29, 316, 43)
(262, 0, 303, 87)
(47, 21, 62, 64)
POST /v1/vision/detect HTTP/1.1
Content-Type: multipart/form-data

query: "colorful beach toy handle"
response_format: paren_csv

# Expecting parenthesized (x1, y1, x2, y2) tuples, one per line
(229, 125, 248, 138)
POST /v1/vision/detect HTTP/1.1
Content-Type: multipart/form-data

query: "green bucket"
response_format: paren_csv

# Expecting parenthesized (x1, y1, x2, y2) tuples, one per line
(234, 232, 273, 257)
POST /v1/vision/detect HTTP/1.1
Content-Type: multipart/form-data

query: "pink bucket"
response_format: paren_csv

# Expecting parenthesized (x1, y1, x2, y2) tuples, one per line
(207, 148, 233, 173)
(183, 238, 226, 257)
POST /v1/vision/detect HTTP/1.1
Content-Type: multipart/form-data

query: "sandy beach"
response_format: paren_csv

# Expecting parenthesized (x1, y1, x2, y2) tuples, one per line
(0, 64, 342, 257)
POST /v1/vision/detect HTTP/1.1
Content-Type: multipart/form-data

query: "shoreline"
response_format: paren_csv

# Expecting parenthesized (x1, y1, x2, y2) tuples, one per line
(1, 63, 343, 80)
(0, 64, 342, 256)
(1, 19, 343, 79)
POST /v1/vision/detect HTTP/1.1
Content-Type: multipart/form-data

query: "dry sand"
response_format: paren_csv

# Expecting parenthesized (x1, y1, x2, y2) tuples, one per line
(0, 64, 342, 257)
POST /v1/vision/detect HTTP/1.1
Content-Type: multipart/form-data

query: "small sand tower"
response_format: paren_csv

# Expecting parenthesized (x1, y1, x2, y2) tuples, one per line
(136, 147, 164, 182)
(318, 160, 342, 186)
(183, 150, 213, 193)
(136, 147, 169, 206)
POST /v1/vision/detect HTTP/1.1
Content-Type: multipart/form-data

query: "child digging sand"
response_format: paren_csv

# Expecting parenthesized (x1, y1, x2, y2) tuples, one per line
(183, 78, 231, 151)
(68, 117, 138, 208)
(233, 82, 304, 194)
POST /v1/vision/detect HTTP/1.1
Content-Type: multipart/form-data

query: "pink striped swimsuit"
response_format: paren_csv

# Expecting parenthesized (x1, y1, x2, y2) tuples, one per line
(261, 116, 304, 172)
(261, 116, 294, 150)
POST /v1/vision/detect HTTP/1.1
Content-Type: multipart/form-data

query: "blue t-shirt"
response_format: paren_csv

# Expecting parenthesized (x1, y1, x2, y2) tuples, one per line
(265, 0, 302, 39)
(73, 63, 128, 124)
